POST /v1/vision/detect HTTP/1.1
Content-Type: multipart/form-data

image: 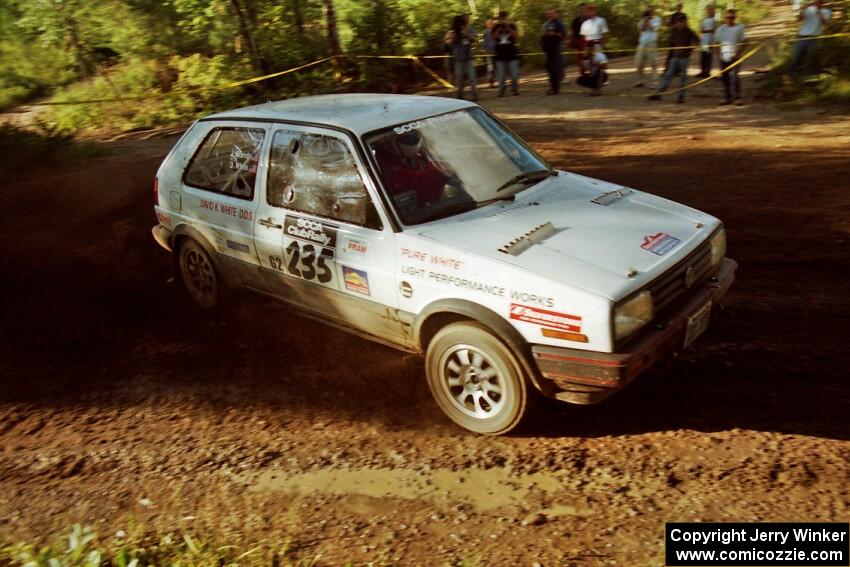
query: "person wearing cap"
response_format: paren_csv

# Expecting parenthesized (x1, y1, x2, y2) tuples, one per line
(648, 13, 699, 103)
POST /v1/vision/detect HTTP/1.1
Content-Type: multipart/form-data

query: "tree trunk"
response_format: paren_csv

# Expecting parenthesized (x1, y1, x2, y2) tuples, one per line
(322, 0, 342, 78)
(291, 0, 305, 36)
(230, 0, 267, 76)
(322, 0, 342, 56)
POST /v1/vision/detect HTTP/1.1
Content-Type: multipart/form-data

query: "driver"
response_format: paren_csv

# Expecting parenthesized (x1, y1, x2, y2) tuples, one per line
(375, 131, 451, 206)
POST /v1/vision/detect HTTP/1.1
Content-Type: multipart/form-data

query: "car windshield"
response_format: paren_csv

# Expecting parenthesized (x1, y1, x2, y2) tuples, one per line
(365, 108, 552, 225)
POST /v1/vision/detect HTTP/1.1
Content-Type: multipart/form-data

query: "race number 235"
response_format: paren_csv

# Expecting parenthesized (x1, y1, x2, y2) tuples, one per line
(277, 241, 333, 284)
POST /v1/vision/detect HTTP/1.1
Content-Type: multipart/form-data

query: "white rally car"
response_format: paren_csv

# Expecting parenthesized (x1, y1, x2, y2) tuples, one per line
(152, 94, 735, 435)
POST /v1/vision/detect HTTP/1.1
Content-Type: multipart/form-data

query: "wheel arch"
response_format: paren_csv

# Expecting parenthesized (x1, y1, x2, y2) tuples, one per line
(170, 223, 217, 259)
(414, 299, 552, 396)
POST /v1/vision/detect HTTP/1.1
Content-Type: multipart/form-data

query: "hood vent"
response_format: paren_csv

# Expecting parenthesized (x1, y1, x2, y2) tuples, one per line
(591, 188, 632, 206)
(498, 222, 557, 256)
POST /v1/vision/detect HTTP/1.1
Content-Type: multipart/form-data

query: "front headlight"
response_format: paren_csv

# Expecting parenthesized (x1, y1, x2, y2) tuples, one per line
(709, 228, 727, 268)
(614, 290, 654, 341)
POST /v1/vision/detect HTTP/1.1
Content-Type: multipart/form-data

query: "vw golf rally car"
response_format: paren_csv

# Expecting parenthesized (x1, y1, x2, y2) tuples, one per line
(152, 94, 736, 435)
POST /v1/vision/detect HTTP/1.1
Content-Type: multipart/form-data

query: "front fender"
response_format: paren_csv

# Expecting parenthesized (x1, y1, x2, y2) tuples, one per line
(414, 299, 552, 396)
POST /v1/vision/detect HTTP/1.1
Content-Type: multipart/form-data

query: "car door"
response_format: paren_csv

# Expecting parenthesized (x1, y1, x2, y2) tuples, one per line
(253, 124, 407, 345)
(180, 122, 269, 289)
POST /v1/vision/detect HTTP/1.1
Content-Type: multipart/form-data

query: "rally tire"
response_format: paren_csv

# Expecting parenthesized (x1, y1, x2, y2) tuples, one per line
(425, 321, 531, 435)
(176, 238, 222, 310)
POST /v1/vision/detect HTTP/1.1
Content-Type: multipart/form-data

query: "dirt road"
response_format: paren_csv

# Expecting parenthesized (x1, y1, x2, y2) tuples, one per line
(2, 6, 849, 565)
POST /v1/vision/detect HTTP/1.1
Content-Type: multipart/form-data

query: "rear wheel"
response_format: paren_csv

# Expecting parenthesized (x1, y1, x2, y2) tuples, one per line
(425, 322, 530, 435)
(177, 239, 221, 310)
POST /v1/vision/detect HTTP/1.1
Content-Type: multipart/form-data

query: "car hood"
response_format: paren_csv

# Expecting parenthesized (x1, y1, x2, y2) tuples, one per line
(417, 172, 720, 300)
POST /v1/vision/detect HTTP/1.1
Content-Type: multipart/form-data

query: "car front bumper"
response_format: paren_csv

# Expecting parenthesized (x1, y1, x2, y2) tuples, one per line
(531, 257, 737, 404)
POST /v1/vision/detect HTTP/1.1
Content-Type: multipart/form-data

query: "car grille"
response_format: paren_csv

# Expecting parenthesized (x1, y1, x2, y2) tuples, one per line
(647, 238, 713, 314)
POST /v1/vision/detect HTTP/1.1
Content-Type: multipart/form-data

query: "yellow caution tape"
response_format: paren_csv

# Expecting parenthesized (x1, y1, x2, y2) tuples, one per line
(657, 40, 766, 96)
(13, 30, 849, 107)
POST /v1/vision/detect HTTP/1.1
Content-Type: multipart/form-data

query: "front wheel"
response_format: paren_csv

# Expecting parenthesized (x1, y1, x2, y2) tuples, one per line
(425, 322, 531, 435)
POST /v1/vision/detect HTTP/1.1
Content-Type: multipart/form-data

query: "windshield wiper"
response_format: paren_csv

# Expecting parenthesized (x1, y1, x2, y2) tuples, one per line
(495, 169, 555, 193)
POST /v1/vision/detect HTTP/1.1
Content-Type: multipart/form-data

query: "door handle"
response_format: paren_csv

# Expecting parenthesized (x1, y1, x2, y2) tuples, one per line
(258, 217, 282, 229)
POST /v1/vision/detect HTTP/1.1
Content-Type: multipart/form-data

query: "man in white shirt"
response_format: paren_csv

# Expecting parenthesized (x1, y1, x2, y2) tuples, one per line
(580, 5, 609, 94)
(634, 8, 662, 87)
(714, 9, 748, 105)
(789, 0, 833, 77)
(580, 5, 609, 42)
(698, 5, 717, 77)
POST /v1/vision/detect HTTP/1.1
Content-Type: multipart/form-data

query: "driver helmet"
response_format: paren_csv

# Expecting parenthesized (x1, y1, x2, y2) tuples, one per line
(396, 131, 423, 160)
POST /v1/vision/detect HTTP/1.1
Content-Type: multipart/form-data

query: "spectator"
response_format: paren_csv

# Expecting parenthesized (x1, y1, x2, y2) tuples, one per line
(669, 1, 685, 26)
(715, 9, 747, 105)
(635, 8, 662, 87)
(493, 11, 521, 96)
(663, 1, 686, 73)
(649, 13, 699, 103)
(443, 28, 454, 82)
(788, 0, 832, 77)
(571, 4, 589, 74)
(449, 15, 478, 101)
(542, 8, 567, 94)
(698, 5, 717, 77)
(580, 5, 609, 88)
(483, 18, 496, 87)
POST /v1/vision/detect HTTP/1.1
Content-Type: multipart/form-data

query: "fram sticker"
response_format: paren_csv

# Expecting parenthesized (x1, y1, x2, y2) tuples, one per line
(342, 266, 370, 296)
(284, 215, 337, 249)
(641, 232, 681, 256)
(509, 304, 582, 332)
(343, 238, 368, 257)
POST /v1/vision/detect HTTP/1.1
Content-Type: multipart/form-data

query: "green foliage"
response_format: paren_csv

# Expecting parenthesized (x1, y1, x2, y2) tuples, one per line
(1, 523, 321, 567)
(760, 7, 850, 105)
(1, 0, 769, 133)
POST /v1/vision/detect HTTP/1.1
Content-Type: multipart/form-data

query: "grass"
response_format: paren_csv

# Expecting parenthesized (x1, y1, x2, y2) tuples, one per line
(759, 35, 850, 107)
(1, 524, 322, 567)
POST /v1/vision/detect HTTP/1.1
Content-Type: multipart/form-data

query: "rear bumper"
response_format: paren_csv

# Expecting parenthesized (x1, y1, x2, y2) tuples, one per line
(152, 224, 173, 252)
(532, 257, 737, 404)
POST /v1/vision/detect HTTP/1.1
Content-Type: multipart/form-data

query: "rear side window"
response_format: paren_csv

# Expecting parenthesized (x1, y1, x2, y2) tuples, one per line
(267, 130, 372, 226)
(183, 127, 265, 199)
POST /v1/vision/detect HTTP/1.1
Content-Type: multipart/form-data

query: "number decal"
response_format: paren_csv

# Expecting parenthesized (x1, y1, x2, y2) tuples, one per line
(316, 248, 333, 283)
(300, 244, 317, 281)
(277, 240, 335, 285)
(285, 241, 301, 277)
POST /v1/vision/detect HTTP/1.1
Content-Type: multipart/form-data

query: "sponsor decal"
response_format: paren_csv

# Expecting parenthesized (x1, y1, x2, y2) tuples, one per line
(399, 281, 413, 299)
(342, 266, 370, 295)
(343, 238, 368, 257)
(284, 215, 337, 249)
(509, 303, 582, 332)
(393, 112, 464, 135)
(199, 198, 253, 221)
(226, 240, 250, 253)
(509, 290, 555, 309)
(400, 248, 463, 270)
(641, 232, 681, 256)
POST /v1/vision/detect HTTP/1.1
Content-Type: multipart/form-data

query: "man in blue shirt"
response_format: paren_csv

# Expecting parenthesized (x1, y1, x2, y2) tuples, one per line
(542, 9, 567, 94)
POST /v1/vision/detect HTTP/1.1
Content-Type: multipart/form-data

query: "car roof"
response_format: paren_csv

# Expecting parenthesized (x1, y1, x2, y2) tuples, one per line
(203, 94, 476, 136)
